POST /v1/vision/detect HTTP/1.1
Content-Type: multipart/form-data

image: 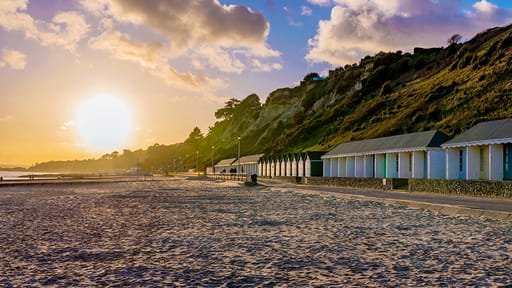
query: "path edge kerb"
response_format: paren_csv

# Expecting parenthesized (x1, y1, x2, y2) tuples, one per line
(269, 187, 512, 222)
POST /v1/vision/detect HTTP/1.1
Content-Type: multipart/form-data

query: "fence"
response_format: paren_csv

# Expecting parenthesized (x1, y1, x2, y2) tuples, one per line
(210, 173, 253, 182)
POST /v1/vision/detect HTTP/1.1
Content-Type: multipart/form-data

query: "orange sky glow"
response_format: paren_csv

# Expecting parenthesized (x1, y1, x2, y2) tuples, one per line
(1, 0, 511, 166)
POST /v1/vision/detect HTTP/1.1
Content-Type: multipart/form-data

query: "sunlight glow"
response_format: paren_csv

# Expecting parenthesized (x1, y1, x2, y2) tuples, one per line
(76, 94, 133, 152)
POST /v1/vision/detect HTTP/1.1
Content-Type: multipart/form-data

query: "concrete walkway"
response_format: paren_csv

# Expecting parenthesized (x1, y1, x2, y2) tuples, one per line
(259, 179, 512, 221)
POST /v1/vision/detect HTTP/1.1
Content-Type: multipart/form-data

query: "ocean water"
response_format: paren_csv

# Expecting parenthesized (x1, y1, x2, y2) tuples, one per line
(0, 171, 57, 180)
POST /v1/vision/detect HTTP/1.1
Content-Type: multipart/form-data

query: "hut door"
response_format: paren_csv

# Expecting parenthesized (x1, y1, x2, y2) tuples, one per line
(505, 144, 512, 180)
(458, 149, 466, 179)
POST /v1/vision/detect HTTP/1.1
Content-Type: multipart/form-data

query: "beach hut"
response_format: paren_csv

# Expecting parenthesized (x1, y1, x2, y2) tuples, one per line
(303, 152, 325, 177)
(214, 158, 237, 173)
(259, 156, 268, 177)
(274, 155, 281, 177)
(291, 154, 299, 177)
(298, 154, 305, 177)
(239, 154, 264, 175)
(286, 155, 293, 176)
(266, 157, 272, 176)
(322, 131, 451, 179)
(442, 118, 512, 181)
(270, 156, 277, 177)
(280, 155, 287, 177)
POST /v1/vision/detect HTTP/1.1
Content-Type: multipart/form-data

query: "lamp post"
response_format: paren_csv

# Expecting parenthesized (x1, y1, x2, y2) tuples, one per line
(237, 136, 241, 177)
(211, 145, 215, 175)
(136, 156, 139, 181)
(196, 151, 199, 176)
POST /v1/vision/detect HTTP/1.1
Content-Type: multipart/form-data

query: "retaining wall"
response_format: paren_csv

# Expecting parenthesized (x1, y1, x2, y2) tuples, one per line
(409, 178, 512, 198)
(305, 177, 391, 190)
(272, 176, 303, 184)
(266, 176, 512, 199)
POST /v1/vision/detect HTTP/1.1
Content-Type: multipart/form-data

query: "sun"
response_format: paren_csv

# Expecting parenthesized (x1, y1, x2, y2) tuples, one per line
(76, 94, 133, 152)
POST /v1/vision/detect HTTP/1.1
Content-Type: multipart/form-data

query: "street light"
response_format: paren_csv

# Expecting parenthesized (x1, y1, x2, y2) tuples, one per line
(136, 156, 139, 181)
(237, 136, 241, 176)
(196, 151, 199, 176)
(211, 145, 215, 175)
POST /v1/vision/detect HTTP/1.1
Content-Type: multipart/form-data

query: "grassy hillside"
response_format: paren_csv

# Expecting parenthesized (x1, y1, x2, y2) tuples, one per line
(205, 24, 512, 158)
(31, 24, 512, 173)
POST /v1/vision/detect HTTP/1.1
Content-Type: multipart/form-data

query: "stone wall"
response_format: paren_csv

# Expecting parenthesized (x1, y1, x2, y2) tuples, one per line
(273, 176, 303, 184)
(409, 179, 512, 198)
(305, 177, 390, 190)
(273, 175, 512, 199)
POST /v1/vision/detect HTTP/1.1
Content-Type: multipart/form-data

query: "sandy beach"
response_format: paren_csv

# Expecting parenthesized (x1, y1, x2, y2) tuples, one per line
(1, 178, 511, 287)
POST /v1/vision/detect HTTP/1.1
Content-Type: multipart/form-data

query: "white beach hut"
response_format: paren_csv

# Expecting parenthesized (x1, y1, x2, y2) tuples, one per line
(322, 131, 451, 179)
(298, 154, 305, 177)
(214, 158, 237, 173)
(442, 118, 512, 181)
(291, 154, 299, 177)
(239, 154, 265, 175)
(280, 155, 287, 177)
(286, 155, 293, 176)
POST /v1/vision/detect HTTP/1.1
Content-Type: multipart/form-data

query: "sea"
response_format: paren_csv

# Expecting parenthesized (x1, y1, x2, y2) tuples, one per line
(0, 171, 58, 180)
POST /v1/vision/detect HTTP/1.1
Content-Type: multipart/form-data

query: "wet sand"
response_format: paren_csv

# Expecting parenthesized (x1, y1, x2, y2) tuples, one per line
(0, 178, 511, 287)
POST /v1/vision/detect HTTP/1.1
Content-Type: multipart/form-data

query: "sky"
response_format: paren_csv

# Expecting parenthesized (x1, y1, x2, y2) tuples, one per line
(1, 0, 512, 166)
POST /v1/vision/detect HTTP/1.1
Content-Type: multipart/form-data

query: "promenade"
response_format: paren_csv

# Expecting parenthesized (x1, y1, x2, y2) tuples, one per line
(259, 178, 512, 221)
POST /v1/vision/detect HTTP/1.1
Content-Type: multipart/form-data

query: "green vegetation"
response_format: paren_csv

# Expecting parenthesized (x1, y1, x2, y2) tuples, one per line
(30, 24, 512, 174)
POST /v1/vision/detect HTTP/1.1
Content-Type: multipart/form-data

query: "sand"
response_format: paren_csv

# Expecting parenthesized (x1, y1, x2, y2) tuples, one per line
(0, 178, 511, 287)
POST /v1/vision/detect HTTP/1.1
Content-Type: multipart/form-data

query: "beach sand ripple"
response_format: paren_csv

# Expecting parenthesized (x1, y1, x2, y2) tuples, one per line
(1, 179, 511, 287)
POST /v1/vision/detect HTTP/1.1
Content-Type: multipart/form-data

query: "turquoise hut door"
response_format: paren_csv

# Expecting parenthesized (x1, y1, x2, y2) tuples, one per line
(458, 149, 466, 179)
(505, 144, 512, 180)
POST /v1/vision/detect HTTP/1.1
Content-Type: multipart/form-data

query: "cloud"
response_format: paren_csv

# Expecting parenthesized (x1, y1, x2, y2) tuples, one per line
(191, 45, 246, 74)
(307, 0, 333, 6)
(473, 0, 497, 14)
(251, 59, 283, 72)
(81, 0, 281, 89)
(0, 0, 89, 52)
(0, 49, 26, 70)
(306, 0, 512, 66)
(81, 0, 279, 57)
(89, 20, 225, 91)
(301, 6, 313, 16)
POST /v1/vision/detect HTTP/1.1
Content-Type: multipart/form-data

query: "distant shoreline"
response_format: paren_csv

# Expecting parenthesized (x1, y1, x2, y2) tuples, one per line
(0, 175, 167, 187)
(0, 167, 27, 172)
(0, 170, 149, 182)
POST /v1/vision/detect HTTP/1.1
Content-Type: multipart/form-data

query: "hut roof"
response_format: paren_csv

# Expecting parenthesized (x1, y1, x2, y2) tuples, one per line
(239, 154, 265, 164)
(215, 158, 237, 167)
(323, 130, 450, 158)
(442, 118, 512, 148)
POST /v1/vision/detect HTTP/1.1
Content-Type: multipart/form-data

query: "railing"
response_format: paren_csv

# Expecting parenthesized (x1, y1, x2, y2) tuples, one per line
(209, 172, 252, 182)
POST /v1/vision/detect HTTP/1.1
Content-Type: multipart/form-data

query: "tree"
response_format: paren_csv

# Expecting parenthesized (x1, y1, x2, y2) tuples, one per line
(303, 72, 319, 81)
(214, 98, 241, 120)
(185, 127, 204, 145)
(448, 34, 463, 45)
